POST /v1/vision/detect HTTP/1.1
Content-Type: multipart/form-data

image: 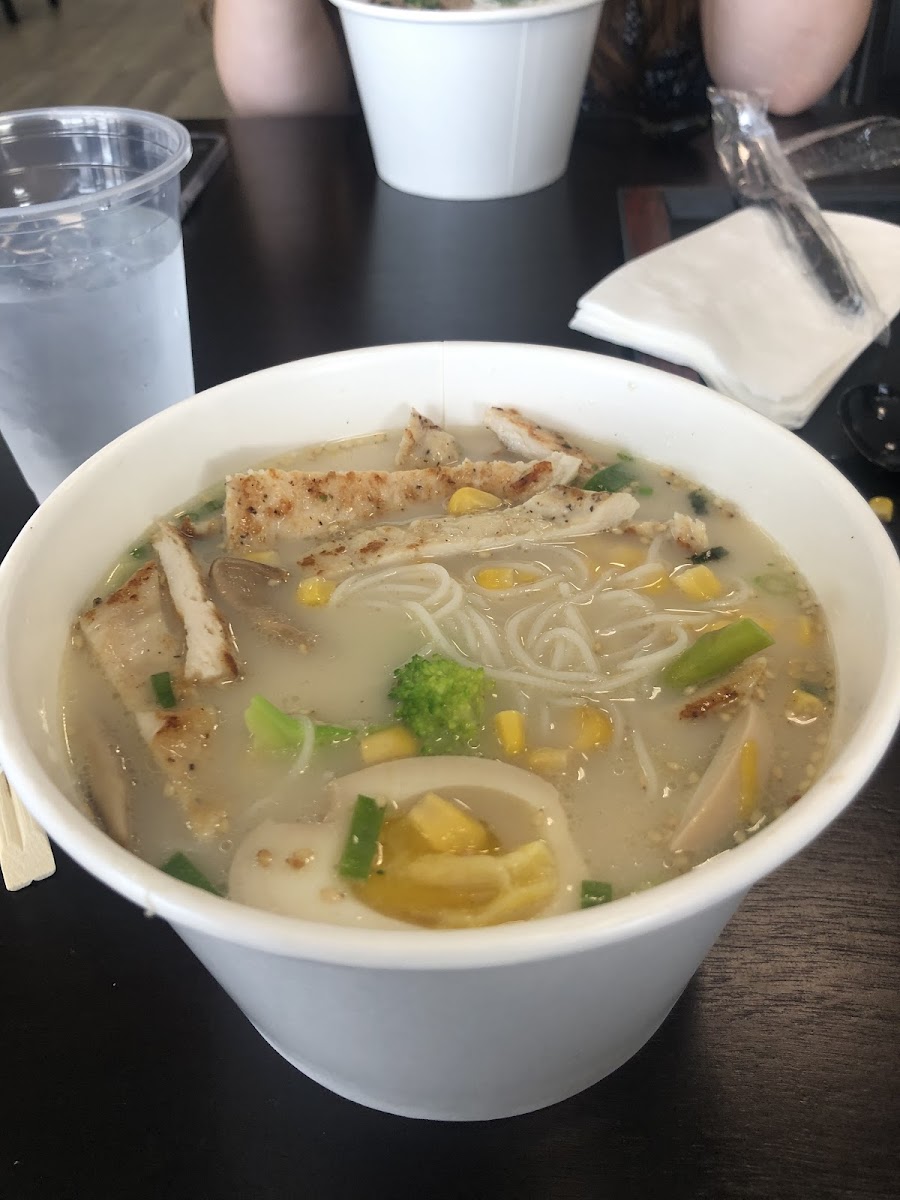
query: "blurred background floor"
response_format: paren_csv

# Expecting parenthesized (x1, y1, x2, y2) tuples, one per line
(0, 0, 229, 116)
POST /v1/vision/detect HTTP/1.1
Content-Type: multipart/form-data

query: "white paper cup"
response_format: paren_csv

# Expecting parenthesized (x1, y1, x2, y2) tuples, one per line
(330, 0, 605, 200)
(0, 343, 898, 1121)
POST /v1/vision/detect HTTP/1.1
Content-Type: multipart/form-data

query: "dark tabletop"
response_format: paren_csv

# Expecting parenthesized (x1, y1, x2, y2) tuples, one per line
(2, 112, 898, 1200)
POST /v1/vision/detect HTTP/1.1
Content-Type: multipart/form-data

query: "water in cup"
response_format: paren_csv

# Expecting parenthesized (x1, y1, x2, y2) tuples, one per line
(0, 107, 195, 503)
(0, 209, 194, 502)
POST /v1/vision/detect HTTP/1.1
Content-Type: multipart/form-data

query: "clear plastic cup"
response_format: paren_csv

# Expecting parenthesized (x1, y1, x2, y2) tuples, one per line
(0, 107, 194, 502)
(329, 0, 605, 202)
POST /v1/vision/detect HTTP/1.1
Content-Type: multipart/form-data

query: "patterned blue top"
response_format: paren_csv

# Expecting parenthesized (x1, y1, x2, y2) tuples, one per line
(582, 0, 712, 134)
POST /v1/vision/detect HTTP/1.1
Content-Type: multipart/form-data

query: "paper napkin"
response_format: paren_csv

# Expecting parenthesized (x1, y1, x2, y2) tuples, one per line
(570, 207, 900, 428)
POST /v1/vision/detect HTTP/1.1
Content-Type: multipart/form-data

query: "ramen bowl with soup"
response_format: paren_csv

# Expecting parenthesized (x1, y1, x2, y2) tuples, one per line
(0, 342, 898, 1122)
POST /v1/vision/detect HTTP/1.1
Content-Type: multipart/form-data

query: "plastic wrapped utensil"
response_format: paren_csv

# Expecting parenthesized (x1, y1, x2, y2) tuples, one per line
(709, 88, 890, 340)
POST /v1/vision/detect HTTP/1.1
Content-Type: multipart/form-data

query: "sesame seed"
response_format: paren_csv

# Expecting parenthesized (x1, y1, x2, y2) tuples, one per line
(256, 849, 273, 868)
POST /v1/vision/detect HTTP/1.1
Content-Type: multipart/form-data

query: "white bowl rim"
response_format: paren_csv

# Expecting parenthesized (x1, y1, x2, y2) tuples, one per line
(1, 341, 899, 972)
(327, 0, 603, 26)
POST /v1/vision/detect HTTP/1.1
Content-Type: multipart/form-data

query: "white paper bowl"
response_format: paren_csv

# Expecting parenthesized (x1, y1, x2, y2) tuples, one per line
(1, 343, 898, 1121)
(329, 0, 605, 200)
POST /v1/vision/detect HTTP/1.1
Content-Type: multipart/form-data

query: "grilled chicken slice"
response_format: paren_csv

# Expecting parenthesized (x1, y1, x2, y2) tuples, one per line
(225, 457, 582, 550)
(152, 523, 239, 685)
(297, 487, 639, 580)
(79, 563, 183, 713)
(79, 563, 227, 838)
(136, 708, 226, 838)
(395, 409, 460, 468)
(484, 407, 596, 477)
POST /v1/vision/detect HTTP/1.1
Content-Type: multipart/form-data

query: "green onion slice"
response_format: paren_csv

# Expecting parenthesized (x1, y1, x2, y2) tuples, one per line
(662, 618, 774, 690)
(151, 671, 177, 709)
(338, 795, 385, 881)
(244, 695, 305, 753)
(581, 880, 613, 909)
(583, 462, 636, 493)
(161, 852, 221, 895)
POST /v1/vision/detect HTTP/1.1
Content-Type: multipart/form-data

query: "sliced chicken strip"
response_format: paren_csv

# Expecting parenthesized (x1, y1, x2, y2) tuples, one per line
(297, 487, 639, 580)
(79, 567, 227, 837)
(679, 658, 768, 720)
(225, 457, 581, 550)
(484, 406, 596, 477)
(152, 523, 239, 685)
(136, 708, 226, 838)
(625, 513, 709, 557)
(395, 409, 460, 468)
(668, 512, 709, 556)
(79, 563, 183, 713)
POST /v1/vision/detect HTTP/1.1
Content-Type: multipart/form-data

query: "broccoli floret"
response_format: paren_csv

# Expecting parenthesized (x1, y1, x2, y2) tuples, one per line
(388, 654, 489, 756)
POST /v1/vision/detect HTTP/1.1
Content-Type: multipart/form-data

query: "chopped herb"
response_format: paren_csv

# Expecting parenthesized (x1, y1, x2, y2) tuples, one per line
(583, 462, 636, 493)
(314, 723, 357, 746)
(130, 542, 151, 560)
(687, 489, 708, 515)
(151, 671, 177, 709)
(662, 618, 774, 690)
(636, 485, 654, 496)
(754, 571, 795, 596)
(317, 493, 330, 503)
(616, 451, 635, 462)
(161, 852, 221, 895)
(244, 694, 305, 753)
(580, 880, 613, 908)
(798, 680, 828, 700)
(338, 795, 385, 880)
(690, 546, 729, 564)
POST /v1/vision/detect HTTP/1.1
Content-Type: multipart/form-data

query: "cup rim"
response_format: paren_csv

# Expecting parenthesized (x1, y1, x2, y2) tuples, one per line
(1, 342, 898, 972)
(328, 0, 603, 24)
(0, 106, 192, 222)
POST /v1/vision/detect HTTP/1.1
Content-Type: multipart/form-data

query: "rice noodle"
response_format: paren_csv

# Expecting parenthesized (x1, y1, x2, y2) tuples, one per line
(630, 728, 658, 795)
(287, 714, 316, 778)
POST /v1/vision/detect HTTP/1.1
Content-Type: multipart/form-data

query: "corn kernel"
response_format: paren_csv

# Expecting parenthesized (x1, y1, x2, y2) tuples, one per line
(359, 725, 419, 765)
(673, 564, 723, 601)
(794, 615, 817, 645)
(494, 710, 526, 756)
(572, 706, 614, 752)
(739, 739, 758, 820)
(869, 496, 894, 523)
(406, 792, 489, 854)
(526, 747, 569, 776)
(296, 576, 336, 606)
(241, 550, 281, 566)
(787, 688, 825, 723)
(448, 487, 503, 516)
(475, 567, 538, 590)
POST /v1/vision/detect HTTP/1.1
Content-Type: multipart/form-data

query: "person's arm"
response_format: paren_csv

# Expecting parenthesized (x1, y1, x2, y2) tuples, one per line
(212, 0, 353, 116)
(700, 0, 873, 116)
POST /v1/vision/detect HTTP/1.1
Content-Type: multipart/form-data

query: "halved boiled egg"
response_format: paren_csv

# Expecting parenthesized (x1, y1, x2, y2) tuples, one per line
(229, 756, 586, 929)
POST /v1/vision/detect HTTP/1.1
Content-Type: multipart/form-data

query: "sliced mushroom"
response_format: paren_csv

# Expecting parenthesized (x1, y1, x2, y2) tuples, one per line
(78, 717, 132, 847)
(209, 557, 314, 652)
(670, 704, 774, 855)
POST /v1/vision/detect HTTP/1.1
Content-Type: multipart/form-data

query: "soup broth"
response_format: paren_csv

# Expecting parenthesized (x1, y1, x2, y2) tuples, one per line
(61, 411, 835, 928)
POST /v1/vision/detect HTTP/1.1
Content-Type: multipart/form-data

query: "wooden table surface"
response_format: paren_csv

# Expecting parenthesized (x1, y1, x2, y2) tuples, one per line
(1, 113, 898, 1200)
